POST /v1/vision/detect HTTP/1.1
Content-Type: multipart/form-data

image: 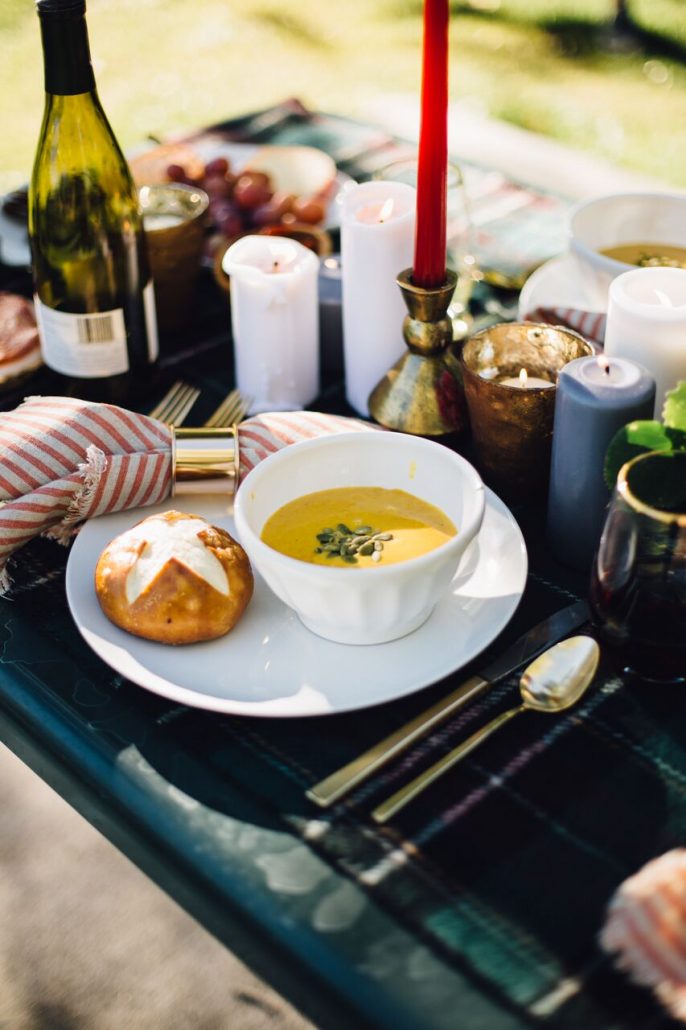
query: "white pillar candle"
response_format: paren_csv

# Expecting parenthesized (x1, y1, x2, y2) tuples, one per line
(223, 235, 319, 413)
(604, 267, 686, 417)
(340, 181, 416, 416)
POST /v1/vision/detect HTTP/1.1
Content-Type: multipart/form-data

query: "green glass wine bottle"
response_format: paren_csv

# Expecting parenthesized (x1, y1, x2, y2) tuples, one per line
(29, 0, 158, 404)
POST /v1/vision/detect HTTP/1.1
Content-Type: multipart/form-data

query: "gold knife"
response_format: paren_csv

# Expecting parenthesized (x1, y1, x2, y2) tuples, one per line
(305, 600, 589, 808)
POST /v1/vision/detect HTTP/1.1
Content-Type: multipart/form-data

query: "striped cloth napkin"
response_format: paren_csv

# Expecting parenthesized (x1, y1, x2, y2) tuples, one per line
(601, 849, 686, 1022)
(520, 304, 606, 349)
(0, 395, 371, 592)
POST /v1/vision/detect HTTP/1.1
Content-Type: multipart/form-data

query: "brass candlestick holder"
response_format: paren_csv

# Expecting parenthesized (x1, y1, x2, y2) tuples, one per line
(368, 268, 467, 436)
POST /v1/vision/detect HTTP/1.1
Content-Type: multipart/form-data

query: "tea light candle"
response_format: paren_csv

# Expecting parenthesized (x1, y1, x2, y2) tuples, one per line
(142, 212, 185, 231)
(223, 235, 319, 412)
(604, 267, 686, 417)
(460, 322, 594, 499)
(341, 181, 416, 415)
(499, 368, 555, 390)
(547, 354, 656, 570)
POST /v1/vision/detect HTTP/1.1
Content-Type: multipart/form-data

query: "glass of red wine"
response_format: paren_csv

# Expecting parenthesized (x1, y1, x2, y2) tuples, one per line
(590, 450, 686, 685)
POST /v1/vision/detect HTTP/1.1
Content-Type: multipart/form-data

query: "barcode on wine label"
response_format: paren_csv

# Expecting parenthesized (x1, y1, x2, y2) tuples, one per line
(76, 313, 117, 345)
(34, 295, 129, 377)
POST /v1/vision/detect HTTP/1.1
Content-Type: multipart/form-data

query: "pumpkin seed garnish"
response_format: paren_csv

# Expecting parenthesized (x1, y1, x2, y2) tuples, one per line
(314, 523, 394, 563)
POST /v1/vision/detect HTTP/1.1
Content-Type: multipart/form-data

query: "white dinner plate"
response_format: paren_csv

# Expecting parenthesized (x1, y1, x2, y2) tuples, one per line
(66, 488, 527, 717)
(0, 206, 30, 267)
(517, 252, 603, 321)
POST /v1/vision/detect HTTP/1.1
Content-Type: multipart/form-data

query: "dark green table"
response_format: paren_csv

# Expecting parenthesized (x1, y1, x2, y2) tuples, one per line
(1, 106, 682, 1030)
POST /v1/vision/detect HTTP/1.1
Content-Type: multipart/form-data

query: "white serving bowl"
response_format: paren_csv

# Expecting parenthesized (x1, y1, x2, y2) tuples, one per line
(234, 432, 485, 645)
(569, 192, 686, 308)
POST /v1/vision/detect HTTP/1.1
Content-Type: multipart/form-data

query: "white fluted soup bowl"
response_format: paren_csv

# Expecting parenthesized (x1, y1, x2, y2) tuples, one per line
(569, 191, 686, 306)
(234, 431, 485, 645)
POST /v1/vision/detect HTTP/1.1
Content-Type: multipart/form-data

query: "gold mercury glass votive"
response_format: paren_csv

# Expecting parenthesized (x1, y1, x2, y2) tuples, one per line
(460, 322, 593, 499)
(139, 183, 209, 335)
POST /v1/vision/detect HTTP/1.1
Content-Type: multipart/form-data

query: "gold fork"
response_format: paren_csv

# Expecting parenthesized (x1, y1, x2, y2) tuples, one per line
(204, 388, 252, 427)
(148, 380, 200, 425)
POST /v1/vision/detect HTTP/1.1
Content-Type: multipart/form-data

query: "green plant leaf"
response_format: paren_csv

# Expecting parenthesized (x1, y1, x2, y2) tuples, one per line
(603, 420, 674, 489)
(662, 381, 686, 431)
(665, 426, 686, 450)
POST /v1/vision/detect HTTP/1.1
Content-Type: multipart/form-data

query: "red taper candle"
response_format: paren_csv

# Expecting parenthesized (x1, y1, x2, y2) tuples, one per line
(413, 0, 449, 289)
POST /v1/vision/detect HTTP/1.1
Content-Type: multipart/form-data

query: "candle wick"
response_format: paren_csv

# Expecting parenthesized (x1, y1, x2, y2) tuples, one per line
(603, 362, 610, 376)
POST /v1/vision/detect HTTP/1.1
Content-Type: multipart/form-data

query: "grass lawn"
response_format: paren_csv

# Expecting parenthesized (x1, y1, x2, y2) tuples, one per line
(1, 0, 685, 194)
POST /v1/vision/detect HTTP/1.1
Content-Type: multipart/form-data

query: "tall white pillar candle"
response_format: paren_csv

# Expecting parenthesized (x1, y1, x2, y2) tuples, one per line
(604, 267, 686, 417)
(223, 235, 319, 413)
(340, 181, 416, 415)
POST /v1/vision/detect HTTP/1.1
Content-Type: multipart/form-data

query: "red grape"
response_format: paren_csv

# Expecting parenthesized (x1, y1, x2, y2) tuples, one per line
(233, 172, 273, 210)
(204, 156, 230, 177)
(210, 199, 243, 238)
(251, 192, 296, 226)
(203, 173, 234, 199)
(167, 162, 190, 183)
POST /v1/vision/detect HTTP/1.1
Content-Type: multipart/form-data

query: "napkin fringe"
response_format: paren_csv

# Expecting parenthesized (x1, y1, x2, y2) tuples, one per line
(65, 445, 107, 525)
(0, 406, 376, 597)
(43, 445, 107, 545)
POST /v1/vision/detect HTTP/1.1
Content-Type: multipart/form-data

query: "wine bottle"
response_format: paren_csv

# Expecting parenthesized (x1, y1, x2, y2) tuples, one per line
(29, 0, 158, 404)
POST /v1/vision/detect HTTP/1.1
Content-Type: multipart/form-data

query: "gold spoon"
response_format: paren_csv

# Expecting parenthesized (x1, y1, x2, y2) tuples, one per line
(372, 635, 600, 824)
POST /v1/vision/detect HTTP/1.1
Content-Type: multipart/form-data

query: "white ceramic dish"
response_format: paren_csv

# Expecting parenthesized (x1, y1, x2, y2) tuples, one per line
(235, 432, 485, 645)
(131, 139, 351, 230)
(65, 490, 527, 717)
(0, 207, 30, 267)
(518, 253, 596, 321)
(569, 191, 686, 308)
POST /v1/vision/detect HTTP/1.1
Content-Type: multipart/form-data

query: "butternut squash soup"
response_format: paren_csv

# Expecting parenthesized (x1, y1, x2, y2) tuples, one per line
(260, 487, 457, 568)
(599, 243, 686, 269)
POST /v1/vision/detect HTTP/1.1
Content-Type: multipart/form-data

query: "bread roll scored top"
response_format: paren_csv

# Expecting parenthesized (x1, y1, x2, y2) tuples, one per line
(95, 510, 253, 644)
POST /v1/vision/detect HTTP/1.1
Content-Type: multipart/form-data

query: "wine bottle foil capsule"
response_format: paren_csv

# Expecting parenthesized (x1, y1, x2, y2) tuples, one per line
(171, 426, 238, 496)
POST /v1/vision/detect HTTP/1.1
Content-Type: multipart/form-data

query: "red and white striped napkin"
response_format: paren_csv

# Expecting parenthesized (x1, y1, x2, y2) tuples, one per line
(521, 304, 605, 350)
(601, 849, 686, 1022)
(0, 396, 372, 592)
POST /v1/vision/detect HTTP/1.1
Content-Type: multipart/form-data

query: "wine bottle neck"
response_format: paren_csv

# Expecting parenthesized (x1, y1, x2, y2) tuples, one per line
(39, 7, 96, 96)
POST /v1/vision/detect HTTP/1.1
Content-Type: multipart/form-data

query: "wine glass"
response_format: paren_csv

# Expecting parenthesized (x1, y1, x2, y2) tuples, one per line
(590, 449, 686, 684)
(372, 158, 477, 340)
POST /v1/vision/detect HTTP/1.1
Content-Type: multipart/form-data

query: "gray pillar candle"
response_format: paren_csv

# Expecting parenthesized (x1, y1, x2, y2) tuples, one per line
(547, 354, 655, 571)
(318, 255, 344, 382)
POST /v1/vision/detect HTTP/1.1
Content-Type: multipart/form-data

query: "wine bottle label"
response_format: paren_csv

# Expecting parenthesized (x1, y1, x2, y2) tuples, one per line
(143, 280, 159, 362)
(34, 296, 129, 377)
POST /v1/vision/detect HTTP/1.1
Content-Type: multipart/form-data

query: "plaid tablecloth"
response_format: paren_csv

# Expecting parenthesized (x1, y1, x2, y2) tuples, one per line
(0, 104, 682, 1030)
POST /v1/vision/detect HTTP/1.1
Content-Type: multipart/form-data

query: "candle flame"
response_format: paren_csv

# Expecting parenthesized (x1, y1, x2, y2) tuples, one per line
(519, 368, 528, 387)
(597, 355, 611, 375)
(324, 257, 339, 270)
(378, 198, 394, 223)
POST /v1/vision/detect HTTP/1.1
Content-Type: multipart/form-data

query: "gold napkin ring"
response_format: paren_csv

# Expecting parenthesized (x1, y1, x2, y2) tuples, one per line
(171, 425, 239, 496)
